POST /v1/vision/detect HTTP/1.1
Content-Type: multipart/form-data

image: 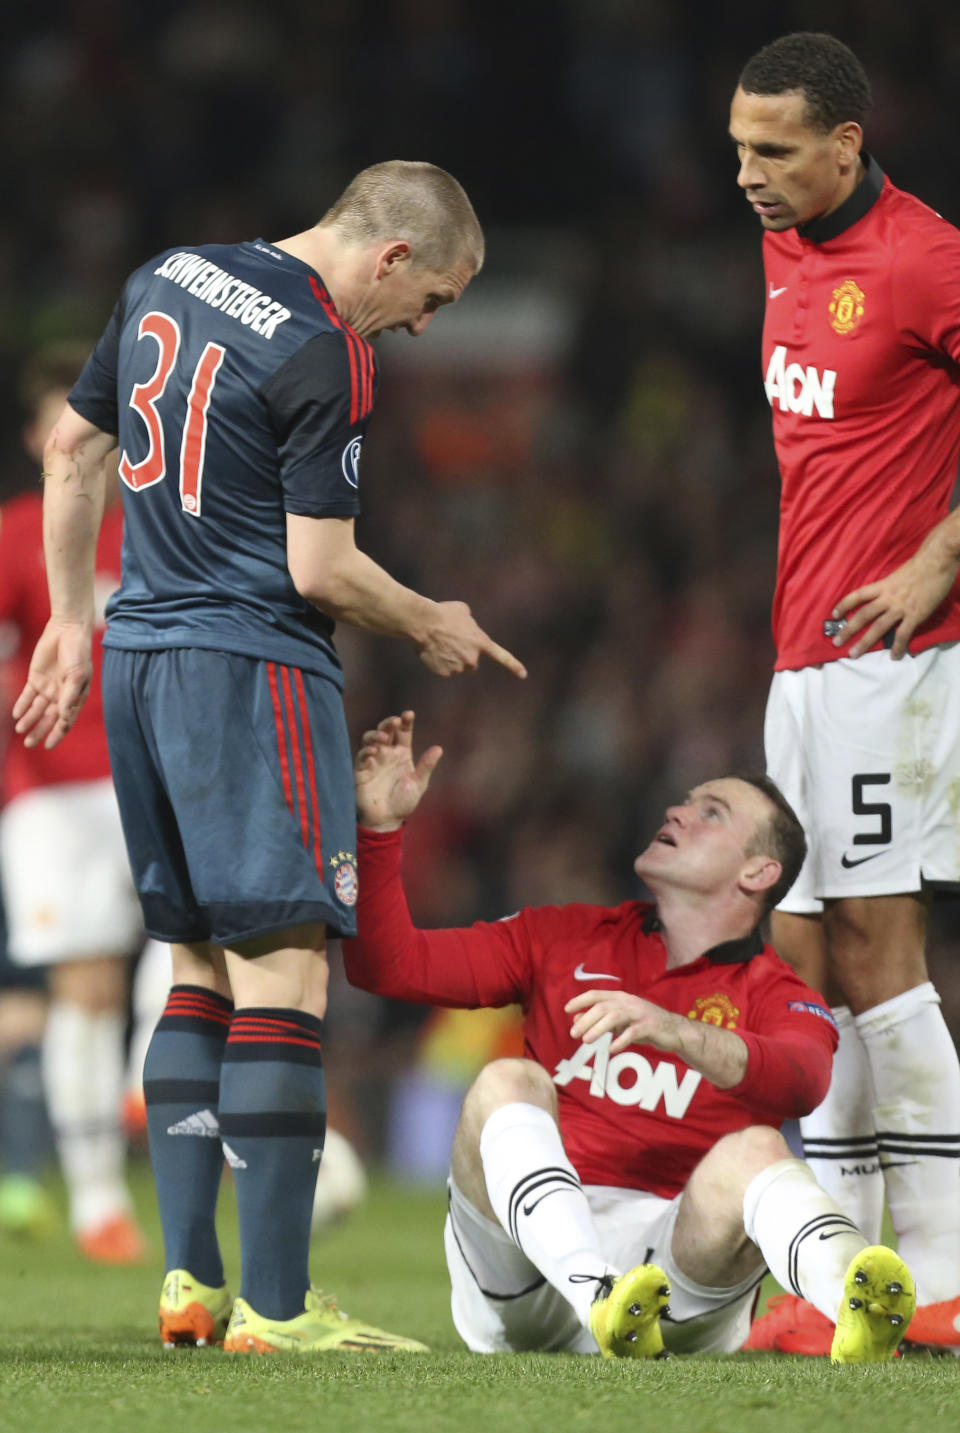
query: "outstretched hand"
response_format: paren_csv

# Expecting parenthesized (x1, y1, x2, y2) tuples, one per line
(12, 619, 92, 750)
(417, 600, 527, 680)
(354, 710, 443, 831)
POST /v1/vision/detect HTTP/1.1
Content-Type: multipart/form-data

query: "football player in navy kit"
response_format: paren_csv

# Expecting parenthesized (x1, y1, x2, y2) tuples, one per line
(14, 160, 525, 1354)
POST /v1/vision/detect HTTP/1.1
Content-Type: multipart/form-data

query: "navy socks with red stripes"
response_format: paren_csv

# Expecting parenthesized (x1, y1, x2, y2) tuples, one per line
(219, 1008, 326, 1320)
(143, 984, 233, 1288)
(145, 993, 327, 1317)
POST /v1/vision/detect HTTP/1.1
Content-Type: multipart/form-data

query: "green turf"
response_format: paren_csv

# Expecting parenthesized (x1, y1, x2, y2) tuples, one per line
(0, 1161, 957, 1433)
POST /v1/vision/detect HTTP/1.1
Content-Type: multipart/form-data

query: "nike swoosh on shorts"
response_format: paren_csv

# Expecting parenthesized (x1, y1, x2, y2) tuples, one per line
(840, 851, 884, 868)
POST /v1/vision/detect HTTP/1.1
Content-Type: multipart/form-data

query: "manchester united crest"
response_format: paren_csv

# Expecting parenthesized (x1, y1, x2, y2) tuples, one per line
(687, 993, 740, 1029)
(828, 279, 865, 335)
(329, 850, 358, 906)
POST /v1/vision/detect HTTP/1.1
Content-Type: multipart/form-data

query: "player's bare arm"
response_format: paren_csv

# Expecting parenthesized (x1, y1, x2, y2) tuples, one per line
(286, 513, 526, 679)
(830, 508, 960, 660)
(13, 404, 116, 750)
(354, 711, 443, 831)
(565, 988, 749, 1089)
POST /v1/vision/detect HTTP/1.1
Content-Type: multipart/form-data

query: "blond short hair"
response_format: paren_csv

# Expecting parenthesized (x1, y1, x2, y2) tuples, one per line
(320, 161, 484, 273)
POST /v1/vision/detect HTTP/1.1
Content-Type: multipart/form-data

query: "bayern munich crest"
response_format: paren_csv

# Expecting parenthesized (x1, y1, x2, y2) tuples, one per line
(330, 850, 358, 906)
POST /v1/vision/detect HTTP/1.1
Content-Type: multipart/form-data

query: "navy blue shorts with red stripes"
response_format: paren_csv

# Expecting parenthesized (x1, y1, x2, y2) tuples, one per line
(102, 647, 358, 946)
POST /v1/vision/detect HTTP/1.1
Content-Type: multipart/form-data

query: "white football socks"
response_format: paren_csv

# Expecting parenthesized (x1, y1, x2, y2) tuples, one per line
(798, 1006, 883, 1243)
(857, 982, 960, 1304)
(126, 939, 171, 1100)
(43, 1001, 132, 1232)
(479, 1102, 613, 1327)
(743, 1156, 866, 1322)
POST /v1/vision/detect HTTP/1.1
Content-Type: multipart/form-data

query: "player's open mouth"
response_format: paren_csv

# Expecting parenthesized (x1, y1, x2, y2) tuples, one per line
(655, 831, 676, 846)
(751, 200, 785, 216)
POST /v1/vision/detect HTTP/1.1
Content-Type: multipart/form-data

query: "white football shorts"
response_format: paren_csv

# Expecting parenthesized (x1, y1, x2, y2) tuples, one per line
(445, 1177, 760, 1355)
(0, 778, 143, 964)
(765, 642, 960, 913)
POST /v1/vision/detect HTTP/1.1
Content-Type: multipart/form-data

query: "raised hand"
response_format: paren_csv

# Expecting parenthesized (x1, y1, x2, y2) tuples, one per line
(354, 710, 443, 830)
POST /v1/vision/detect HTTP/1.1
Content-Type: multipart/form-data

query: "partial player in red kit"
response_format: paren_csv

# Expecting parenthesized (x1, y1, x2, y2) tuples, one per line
(730, 31, 960, 1352)
(0, 344, 149, 1261)
(342, 710, 913, 1364)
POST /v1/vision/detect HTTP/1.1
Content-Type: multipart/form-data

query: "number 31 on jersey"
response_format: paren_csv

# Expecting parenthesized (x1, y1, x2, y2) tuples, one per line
(119, 310, 225, 519)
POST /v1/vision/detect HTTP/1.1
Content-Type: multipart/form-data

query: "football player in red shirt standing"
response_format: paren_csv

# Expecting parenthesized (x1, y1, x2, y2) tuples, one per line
(0, 345, 150, 1261)
(730, 31, 960, 1352)
(343, 711, 913, 1364)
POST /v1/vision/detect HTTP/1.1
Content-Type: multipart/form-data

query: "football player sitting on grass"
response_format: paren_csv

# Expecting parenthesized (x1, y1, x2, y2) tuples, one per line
(343, 712, 915, 1363)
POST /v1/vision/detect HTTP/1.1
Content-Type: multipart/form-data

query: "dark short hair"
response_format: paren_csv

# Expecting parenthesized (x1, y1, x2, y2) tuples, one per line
(739, 32, 872, 133)
(729, 772, 807, 912)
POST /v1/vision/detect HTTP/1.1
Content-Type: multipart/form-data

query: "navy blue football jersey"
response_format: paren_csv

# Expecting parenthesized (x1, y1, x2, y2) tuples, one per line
(69, 239, 379, 685)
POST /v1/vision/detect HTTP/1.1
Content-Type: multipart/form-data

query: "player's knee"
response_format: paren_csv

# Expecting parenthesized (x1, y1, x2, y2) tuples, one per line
(714, 1124, 792, 1175)
(48, 955, 127, 1012)
(465, 1058, 556, 1125)
(823, 897, 927, 1008)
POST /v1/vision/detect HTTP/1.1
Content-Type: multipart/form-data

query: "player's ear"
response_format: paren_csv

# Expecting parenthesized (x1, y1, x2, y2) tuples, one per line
(834, 121, 862, 168)
(374, 240, 413, 279)
(740, 854, 781, 900)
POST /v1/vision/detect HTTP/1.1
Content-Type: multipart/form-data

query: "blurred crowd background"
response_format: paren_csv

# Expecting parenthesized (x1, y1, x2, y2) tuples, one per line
(2, 0, 960, 1172)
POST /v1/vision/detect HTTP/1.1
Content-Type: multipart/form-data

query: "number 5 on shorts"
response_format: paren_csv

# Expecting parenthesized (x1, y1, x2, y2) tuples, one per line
(850, 773, 892, 846)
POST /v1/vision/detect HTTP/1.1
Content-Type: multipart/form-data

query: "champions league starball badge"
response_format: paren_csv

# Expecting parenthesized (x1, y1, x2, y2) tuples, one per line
(341, 436, 363, 488)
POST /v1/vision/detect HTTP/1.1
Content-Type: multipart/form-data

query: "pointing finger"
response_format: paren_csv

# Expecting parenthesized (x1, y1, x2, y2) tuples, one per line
(481, 636, 527, 680)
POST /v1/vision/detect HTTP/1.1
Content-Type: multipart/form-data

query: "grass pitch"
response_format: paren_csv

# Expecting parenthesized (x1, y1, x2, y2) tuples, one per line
(1, 1162, 957, 1433)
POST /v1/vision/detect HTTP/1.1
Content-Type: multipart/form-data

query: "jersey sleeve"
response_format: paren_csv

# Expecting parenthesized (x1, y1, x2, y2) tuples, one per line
(725, 962, 838, 1120)
(0, 501, 27, 625)
(343, 826, 535, 1008)
(68, 299, 123, 436)
(892, 222, 960, 364)
(260, 331, 375, 519)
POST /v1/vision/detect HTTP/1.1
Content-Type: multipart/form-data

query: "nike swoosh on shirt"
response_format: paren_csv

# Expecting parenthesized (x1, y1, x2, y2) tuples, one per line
(840, 851, 884, 869)
(573, 964, 622, 983)
(768, 284, 788, 299)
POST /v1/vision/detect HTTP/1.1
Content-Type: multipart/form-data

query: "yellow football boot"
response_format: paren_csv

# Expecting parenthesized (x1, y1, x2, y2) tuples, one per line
(589, 1264, 671, 1359)
(223, 1288, 428, 1354)
(830, 1246, 915, 1364)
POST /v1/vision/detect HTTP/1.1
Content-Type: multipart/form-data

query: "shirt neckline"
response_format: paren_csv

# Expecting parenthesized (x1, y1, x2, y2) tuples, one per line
(795, 152, 885, 244)
(641, 906, 764, 964)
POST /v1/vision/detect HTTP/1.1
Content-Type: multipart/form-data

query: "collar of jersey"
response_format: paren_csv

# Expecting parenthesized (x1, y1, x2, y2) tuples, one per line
(641, 906, 764, 964)
(795, 152, 885, 245)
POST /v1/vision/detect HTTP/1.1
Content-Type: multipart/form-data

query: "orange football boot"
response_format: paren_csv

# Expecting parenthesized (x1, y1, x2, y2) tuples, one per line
(902, 1296, 960, 1355)
(76, 1211, 148, 1265)
(159, 1270, 233, 1348)
(743, 1293, 833, 1355)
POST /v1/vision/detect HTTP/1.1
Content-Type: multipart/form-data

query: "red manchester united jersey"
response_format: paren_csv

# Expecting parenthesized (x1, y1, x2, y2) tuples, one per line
(0, 489, 122, 798)
(344, 828, 838, 1199)
(761, 156, 960, 670)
